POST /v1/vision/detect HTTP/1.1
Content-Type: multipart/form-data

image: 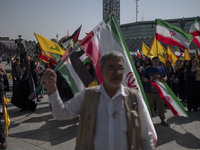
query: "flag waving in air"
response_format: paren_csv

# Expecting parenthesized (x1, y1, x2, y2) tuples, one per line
(34, 33, 65, 55)
(60, 25, 82, 48)
(166, 46, 178, 66)
(149, 37, 167, 64)
(174, 48, 184, 58)
(141, 42, 153, 58)
(80, 13, 157, 147)
(151, 80, 188, 117)
(190, 17, 200, 48)
(57, 26, 94, 94)
(156, 19, 193, 49)
(190, 17, 200, 36)
(137, 49, 142, 58)
(184, 49, 191, 61)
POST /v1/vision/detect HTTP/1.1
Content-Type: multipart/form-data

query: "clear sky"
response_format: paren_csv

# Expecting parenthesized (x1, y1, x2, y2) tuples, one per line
(0, 0, 200, 41)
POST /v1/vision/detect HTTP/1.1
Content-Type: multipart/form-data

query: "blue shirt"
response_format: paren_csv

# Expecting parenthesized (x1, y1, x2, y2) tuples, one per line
(142, 66, 167, 93)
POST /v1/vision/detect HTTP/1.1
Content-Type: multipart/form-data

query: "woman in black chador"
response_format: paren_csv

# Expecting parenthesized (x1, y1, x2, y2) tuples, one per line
(12, 59, 39, 111)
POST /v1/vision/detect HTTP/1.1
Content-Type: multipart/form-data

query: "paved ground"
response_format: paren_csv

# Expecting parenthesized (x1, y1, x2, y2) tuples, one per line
(2, 61, 200, 150)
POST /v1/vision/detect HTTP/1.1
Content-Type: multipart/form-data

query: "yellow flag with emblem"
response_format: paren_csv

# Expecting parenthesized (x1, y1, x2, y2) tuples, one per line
(150, 37, 167, 64)
(141, 42, 154, 59)
(184, 49, 191, 61)
(3, 97, 11, 137)
(167, 46, 178, 66)
(34, 33, 65, 56)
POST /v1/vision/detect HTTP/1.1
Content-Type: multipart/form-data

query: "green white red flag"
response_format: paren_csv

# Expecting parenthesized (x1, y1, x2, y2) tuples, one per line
(80, 13, 157, 147)
(137, 49, 142, 58)
(190, 17, 200, 48)
(174, 48, 184, 58)
(193, 36, 200, 48)
(151, 80, 188, 117)
(189, 17, 200, 36)
(156, 19, 193, 49)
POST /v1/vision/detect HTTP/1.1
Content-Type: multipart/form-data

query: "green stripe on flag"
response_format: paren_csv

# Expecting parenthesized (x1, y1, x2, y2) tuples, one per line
(157, 19, 193, 42)
(163, 82, 188, 117)
(58, 64, 79, 94)
(105, 13, 151, 115)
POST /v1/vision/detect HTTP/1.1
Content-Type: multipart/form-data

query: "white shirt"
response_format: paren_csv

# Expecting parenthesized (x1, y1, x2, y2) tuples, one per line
(49, 84, 154, 150)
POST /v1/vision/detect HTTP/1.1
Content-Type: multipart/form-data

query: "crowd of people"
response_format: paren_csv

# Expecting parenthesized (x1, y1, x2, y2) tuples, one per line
(134, 56, 200, 112)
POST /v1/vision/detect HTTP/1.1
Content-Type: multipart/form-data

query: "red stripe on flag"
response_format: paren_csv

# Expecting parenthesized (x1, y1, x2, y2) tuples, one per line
(193, 36, 200, 48)
(150, 81, 179, 116)
(81, 31, 103, 83)
(39, 53, 57, 66)
(156, 34, 188, 49)
(190, 31, 200, 37)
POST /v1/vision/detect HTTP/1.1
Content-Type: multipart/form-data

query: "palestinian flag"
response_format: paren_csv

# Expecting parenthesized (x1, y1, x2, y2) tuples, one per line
(57, 50, 84, 94)
(60, 25, 82, 48)
(151, 80, 188, 117)
(57, 26, 94, 94)
(189, 17, 200, 36)
(80, 13, 157, 147)
(156, 19, 193, 49)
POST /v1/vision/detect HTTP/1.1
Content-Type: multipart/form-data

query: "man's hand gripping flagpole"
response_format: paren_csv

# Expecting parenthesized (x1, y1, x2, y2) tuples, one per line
(28, 43, 81, 100)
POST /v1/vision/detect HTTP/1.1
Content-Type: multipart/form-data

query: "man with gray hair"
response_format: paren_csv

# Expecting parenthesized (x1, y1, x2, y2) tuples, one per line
(42, 51, 154, 150)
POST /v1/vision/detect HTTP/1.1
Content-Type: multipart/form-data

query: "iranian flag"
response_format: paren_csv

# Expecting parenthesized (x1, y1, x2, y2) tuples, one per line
(156, 19, 193, 49)
(80, 13, 157, 147)
(151, 80, 188, 117)
(190, 17, 200, 48)
(189, 17, 200, 36)
(137, 49, 142, 58)
(175, 48, 184, 58)
(193, 36, 200, 48)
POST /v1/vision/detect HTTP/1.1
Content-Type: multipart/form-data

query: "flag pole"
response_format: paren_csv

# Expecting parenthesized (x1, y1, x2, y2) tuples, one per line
(28, 43, 81, 100)
(155, 19, 158, 57)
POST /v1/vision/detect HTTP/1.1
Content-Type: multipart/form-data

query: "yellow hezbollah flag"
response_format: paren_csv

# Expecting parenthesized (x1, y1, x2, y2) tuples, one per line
(8, 73, 12, 80)
(34, 33, 65, 55)
(184, 49, 191, 61)
(141, 42, 154, 59)
(11, 54, 17, 61)
(149, 37, 167, 64)
(3, 97, 11, 138)
(167, 46, 178, 66)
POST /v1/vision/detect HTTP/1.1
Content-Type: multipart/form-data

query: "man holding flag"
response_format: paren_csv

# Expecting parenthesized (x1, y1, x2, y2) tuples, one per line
(142, 57, 169, 127)
(42, 51, 155, 150)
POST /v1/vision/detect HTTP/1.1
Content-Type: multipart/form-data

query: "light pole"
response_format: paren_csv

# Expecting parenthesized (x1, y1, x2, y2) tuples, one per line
(136, 0, 139, 22)
(56, 34, 58, 43)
